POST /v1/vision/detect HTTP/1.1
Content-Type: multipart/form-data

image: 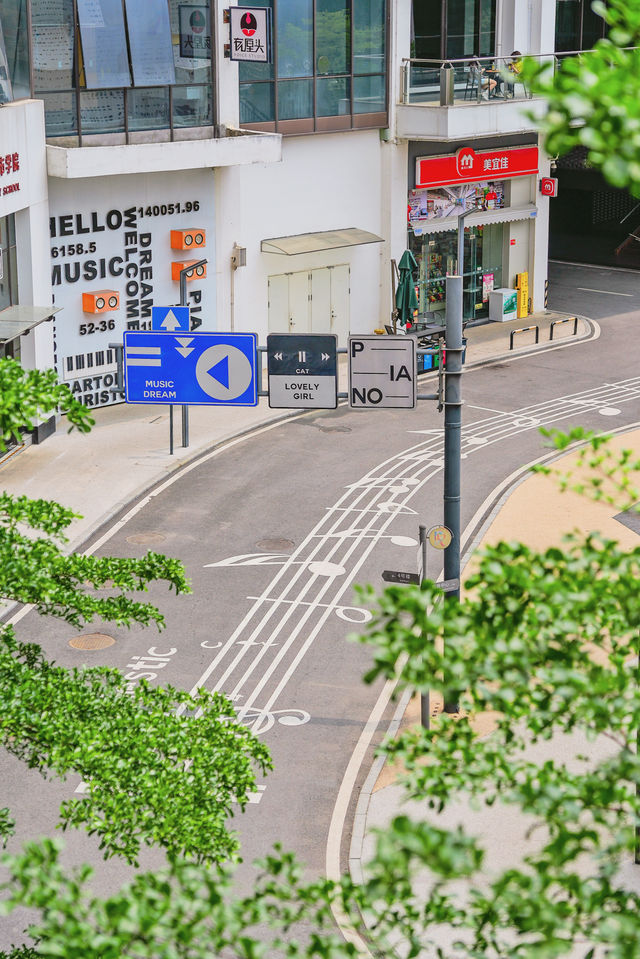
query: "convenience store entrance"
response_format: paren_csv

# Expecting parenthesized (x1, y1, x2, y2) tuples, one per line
(409, 223, 504, 325)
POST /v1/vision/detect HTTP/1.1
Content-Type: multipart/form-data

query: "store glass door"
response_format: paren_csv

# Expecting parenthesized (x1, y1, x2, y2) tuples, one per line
(410, 222, 503, 324)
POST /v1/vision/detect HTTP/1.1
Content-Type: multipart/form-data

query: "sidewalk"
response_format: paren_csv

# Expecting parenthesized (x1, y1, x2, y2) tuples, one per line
(351, 428, 640, 956)
(0, 308, 589, 552)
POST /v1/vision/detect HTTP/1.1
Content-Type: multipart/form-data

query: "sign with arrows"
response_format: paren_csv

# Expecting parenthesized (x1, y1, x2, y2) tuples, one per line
(267, 333, 338, 409)
(151, 305, 190, 333)
(123, 331, 258, 406)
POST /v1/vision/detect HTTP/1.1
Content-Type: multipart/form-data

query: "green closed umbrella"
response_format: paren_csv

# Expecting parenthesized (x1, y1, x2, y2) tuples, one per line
(395, 250, 419, 328)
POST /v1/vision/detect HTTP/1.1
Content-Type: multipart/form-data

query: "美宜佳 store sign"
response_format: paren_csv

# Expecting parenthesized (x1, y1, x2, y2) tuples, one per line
(416, 145, 539, 189)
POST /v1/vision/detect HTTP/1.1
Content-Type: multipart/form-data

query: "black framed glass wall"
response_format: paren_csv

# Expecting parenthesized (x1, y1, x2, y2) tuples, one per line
(0, 0, 213, 141)
(411, 0, 495, 60)
(555, 0, 608, 52)
(239, 0, 388, 134)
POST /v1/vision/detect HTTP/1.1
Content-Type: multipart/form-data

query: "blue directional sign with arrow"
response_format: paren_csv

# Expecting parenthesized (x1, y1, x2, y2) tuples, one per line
(123, 331, 258, 406)
(151, 305, 190, 332)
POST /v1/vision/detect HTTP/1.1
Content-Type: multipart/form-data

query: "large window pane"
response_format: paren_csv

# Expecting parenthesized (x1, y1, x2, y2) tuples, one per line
(278, 78, 312, 119)
(316, 75, 350, 115)
(77, 0, 131, 89)
(446, 0, 477, 59)
(353, 0, 385, 74)
(316, 0, 349, 76)
(172, 83, 211, 126)
(278, 0, 312, 78)
(555, 0, 580, 52)
(353, 73, 384, 112)
(0, 0, 29, 98)
(125, 0, 176, 86)
(412, 0, 441, 59)
(239, 0, 273, 81)
(128, 86, 169, 129)
(41, 90, 77, 136)
(0, 16, 12, 102)
(31, 0, 74, 92)
(239, 81, 274, 122)
(80, 88, 125, 132)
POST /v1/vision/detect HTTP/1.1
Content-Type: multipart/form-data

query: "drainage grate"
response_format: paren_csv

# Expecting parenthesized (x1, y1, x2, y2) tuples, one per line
(255, 538, 295, 551)
(126, 532, 167, 546)
(69, 633, 115, 650)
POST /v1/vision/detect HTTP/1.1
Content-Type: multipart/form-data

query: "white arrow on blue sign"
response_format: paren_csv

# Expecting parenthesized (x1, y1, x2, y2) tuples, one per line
(151, 305, 191, 332)
(124, 331, 258, 407)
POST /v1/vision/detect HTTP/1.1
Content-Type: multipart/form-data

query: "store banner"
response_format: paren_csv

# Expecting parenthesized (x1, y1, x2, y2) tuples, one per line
(229, 6, 272, 62)
(416, 145, 539, 189)
(408, 181, 505, 224)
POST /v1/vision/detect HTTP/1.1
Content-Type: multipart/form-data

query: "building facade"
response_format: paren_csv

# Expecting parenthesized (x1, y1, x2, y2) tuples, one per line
(0, 0, 576, 430)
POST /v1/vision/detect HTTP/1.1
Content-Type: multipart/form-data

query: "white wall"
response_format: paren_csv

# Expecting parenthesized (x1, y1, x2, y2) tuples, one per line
(215, 130, 387, 340)
(497, 0, 557, 57)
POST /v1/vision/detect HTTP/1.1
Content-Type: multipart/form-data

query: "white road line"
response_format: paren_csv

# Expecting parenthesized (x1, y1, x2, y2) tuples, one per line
(576, 287, 634, 296)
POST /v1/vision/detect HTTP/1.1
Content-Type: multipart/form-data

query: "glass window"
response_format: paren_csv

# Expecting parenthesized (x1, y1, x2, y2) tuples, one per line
(555, 0, 580, 51)
(172, 82, 211, 126)
(80, 88, 125, 133)
(278, 77, 312, 118)
(316, 0, 349, 76)
(0, 16, 12, 101)
(240, 81, 274, 123)
(125, 0, 176, 86)
(77, 0, 131, 89)
(412, 0, 441, 59)
(316, 75, 350, 115)
(353, 0, 385, 74)
(128, 86, 169, 129)
(41, 91, 77, 136)
(353, 73, 384, 112)
(0, 0, 29, 98)
(31, 0, 74, 92)
(278, 0, 312, 78)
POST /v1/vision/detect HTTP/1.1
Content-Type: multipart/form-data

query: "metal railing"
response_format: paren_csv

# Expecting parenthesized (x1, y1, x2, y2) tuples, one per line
(400, 49, 611, 107)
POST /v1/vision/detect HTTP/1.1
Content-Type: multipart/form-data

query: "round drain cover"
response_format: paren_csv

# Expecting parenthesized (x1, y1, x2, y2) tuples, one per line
(69, 633, 115, 651)
(126, 532, 167, 546)
(255, 538, 295, 551)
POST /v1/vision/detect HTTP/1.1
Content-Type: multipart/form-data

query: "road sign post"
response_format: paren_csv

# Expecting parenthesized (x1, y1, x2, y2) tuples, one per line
(443, 274, 463, 715)
(267, 333, 338, 409)
(348, 335, 416, 409)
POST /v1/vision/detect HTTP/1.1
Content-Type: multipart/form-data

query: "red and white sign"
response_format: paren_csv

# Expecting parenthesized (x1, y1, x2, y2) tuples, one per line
(540, 177, 558, 197)
(416, 146, 539, 189)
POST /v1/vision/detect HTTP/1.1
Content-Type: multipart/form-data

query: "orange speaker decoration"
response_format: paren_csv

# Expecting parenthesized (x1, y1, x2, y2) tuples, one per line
(171, 228, 206, 250)
(171, 260, 207, 282)
(82, 290, 120, 313)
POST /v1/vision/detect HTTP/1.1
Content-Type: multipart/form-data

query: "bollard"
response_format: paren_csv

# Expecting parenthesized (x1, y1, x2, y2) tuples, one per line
(509, 324, 539, 350)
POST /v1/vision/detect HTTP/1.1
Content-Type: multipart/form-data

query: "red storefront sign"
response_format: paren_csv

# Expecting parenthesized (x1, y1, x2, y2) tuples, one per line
(540, 176, 558, 197)
(416, 146, 539, 188)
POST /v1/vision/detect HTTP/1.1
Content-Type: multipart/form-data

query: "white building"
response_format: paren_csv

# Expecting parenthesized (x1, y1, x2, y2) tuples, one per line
(0, 0, 565, 432)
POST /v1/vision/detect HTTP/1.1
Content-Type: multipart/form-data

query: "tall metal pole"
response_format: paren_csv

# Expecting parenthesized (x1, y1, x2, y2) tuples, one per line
(443, 274, 463, 713)
(419, 524, 431, 728)
(178, 258, 206, 449)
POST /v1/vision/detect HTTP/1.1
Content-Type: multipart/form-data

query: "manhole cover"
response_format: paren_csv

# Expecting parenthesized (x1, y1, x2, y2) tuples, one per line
(126, 532, 167, 546)
(69, 633, 115, 651)
(255, 538, 295, 551)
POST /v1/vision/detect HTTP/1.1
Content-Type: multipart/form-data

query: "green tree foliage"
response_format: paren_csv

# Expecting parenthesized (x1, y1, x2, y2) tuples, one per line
(523, 0, 640, 193)
(0, 359, 270, 926)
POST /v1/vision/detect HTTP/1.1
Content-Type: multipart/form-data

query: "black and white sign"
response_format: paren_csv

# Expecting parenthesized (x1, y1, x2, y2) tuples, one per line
(267, 333, 337, 409)
(348, 335, 417, 409)
(382, 569, 420, 585)
(229, 6, 272, 62)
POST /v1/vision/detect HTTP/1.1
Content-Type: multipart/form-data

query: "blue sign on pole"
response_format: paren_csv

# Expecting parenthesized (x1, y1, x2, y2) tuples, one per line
(124, 331, 258, 407)
(151, 305, 191, 332)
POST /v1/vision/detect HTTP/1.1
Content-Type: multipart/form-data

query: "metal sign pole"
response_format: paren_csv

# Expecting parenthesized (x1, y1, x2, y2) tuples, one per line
(419, 523, 431, 728)
(443, 275, 463, 713)
(178, 258, 207, 448)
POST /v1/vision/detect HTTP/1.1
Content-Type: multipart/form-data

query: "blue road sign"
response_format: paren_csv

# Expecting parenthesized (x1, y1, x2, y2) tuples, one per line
(151, 305, 190, 332)
(124, 331, 258, 406)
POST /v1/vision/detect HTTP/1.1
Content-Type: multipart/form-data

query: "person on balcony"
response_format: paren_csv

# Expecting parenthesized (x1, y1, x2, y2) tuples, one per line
(469, 58, 497, 100)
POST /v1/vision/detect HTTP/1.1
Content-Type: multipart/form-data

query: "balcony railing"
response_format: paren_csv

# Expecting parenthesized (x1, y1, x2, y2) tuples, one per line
(400, 52, 576, 107)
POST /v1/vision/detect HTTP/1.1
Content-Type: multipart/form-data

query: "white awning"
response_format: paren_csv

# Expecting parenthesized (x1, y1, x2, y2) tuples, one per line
(0, 305, 60, 345)
(261, 227, 384, 255)
(411, 204, 538, 236)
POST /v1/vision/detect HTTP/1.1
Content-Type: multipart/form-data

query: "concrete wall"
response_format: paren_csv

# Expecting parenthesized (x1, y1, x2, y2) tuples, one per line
(216, 130, 388, 340)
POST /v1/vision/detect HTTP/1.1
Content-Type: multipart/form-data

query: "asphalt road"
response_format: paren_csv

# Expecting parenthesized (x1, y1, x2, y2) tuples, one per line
(2, 261, 640, 942)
